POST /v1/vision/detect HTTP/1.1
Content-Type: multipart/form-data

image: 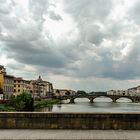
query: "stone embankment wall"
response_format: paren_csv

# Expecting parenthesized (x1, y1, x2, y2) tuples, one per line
(0, 112, 140, 129)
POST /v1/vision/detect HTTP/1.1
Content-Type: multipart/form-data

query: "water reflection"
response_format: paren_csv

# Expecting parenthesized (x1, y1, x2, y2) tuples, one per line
(93, 97, 112, 102)
(35, 105, 53, 112)
(37, 98, 140, 113)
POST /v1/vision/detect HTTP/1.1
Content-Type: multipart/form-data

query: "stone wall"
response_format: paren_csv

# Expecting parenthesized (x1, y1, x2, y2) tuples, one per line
(0, 112, 140, 129)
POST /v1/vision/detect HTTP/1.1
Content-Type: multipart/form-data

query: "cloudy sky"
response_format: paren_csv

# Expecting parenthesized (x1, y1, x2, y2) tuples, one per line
(0, 0, 140, 91)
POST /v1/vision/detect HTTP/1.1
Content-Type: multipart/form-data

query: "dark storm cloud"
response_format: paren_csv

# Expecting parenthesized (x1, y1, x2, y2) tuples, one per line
(3, 40, 68, 68)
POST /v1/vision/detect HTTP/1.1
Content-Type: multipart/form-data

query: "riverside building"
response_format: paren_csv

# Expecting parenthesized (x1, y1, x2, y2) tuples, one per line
(14, 77, 30, 95)
(107, 85, 140, 97)
(0, 65, 14, 100)
(32, 76, 53, 99)
(54, 89, 76, 96)
(14, 76, 53, 99)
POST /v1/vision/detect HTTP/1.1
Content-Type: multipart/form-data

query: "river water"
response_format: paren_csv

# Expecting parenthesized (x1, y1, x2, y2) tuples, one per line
(37, 97, 140, 113)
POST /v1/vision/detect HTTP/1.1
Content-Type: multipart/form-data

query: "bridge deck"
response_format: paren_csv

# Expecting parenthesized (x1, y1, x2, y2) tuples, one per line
(0, 129, 140, 140)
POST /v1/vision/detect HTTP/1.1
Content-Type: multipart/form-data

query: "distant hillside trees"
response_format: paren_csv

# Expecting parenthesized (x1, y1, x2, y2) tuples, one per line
(77, 90, 87, 95)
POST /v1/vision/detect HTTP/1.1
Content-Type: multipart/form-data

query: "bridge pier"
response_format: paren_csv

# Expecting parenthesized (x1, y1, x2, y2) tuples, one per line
(133, 98, 140, 103)
(89, 98, 94, 103)
(69, 98, 75, 103)
(112, 98, 117, 103)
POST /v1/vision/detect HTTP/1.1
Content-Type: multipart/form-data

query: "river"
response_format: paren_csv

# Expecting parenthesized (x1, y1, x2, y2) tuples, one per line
(37, 97, 140, 113)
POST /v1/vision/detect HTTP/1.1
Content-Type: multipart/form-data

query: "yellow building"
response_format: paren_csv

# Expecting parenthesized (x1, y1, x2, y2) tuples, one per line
(0, 65, 5, 100)
(0, 65, 5, 89)
(0, 73, 4, 89)
(0, 73, 4, 100)
(14, 77, 30, 95)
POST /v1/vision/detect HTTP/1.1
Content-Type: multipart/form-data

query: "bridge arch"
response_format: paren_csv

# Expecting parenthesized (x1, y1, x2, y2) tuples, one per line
(88, 95, 117, 103)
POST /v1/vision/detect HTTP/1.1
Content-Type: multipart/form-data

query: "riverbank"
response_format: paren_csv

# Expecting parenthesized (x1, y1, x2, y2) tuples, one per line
(34, 99, 61, 110)
(0, 99, 61, 111)
(0, 104, 15, 111)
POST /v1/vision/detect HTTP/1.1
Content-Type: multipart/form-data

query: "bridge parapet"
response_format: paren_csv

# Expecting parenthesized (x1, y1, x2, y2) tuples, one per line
(53, 94, 140, 103)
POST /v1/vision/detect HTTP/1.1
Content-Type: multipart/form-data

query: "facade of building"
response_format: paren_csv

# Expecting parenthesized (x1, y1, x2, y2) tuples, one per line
(0, 66, 54, 100)
(14, 77, 30, 95)
(0, 65, 14, 100)
(0, 65, 5, 89)
(54, 89, 76, 96)
(3, 74, 14, 99)
(127, 86, 140, 96)
(107, 85, 140, 97)
(32, 76, 53, 99)
(14, 76, 53, 99)
(0, 73, 4, 100)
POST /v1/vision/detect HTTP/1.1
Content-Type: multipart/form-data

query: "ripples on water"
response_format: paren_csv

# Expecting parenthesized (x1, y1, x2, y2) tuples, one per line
(37, 98, 140, 113)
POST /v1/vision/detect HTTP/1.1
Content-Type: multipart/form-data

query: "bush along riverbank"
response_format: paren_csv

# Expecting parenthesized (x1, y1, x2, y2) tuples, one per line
(0, 92, 61, 111)
(0, 104, 16, 111)
(34, 99, 61, 110)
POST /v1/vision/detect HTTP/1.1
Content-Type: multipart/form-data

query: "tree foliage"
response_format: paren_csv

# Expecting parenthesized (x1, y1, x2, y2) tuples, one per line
(77, 90, 87, 95)
(9, 92, 34, 111)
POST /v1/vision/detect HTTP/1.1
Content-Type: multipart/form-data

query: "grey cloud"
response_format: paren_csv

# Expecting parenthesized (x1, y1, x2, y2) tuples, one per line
(63, 0, 112, 45)
(0, 0, 13, 15)
(81, 24, 107, 45)
(66, 40, 140, 80)
(1, 0, 140, 85)
(3, 40, 68, 68)
(64, 0, 112, 20)
(48, 11, 63, 21)
(129, 0, 140, 24)
(29, 0, 49, 20)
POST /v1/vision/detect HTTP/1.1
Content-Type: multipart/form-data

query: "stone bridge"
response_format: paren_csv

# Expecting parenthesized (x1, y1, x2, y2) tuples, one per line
(54, 94, 140, 103)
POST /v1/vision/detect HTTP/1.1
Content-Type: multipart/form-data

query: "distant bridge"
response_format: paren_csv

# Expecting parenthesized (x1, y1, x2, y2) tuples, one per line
(53, 94, 140, 103)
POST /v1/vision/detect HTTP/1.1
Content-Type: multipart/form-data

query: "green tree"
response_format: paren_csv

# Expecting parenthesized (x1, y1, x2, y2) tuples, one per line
(9, 92, 34, 111)
(77, 90, 87, 95)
